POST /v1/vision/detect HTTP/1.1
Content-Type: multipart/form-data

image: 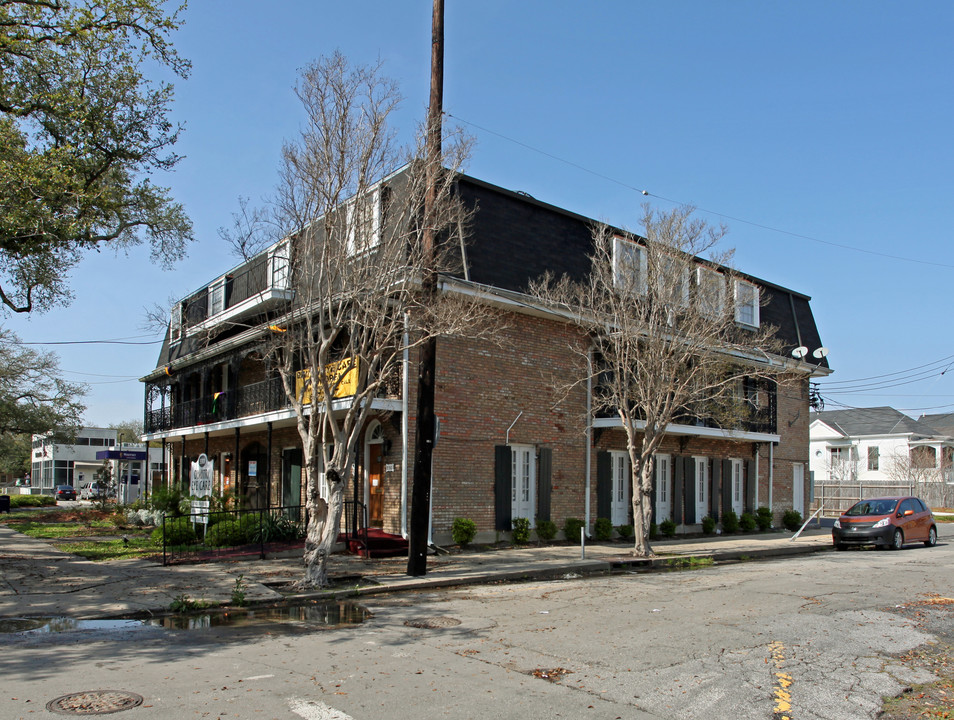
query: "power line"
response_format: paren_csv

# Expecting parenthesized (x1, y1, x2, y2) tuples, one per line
(447, 112, 954, 271)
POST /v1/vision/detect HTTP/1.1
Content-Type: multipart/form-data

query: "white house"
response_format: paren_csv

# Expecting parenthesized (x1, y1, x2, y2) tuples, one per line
(810, 407, 954, 489)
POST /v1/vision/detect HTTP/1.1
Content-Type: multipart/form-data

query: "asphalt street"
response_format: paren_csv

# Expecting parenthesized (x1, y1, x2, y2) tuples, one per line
(1, 524, 951, 719)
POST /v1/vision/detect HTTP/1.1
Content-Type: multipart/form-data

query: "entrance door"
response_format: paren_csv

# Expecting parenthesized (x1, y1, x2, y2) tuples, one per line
(695, 457, 709, 523)
(655, 454, 671, 521)
(792, 463, 805, 515)
(282, 448, 302, 521)
(368, 448, 384, 528)
(731, 458, 744, 515)
(610, 451, 629, 526)
(241, 443, 268, 509)
(511, 445, 535, 524)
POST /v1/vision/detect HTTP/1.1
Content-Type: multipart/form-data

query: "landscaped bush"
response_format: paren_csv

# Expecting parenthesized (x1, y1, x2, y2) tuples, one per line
(151, 517, 197, 547)
(126, 508, 165, 527)
(511, 517, 531, 544)
(659, 519, 677, 537)
(253, 513, 303, 543)
(755, 506, 774, 531)
(616, 523, 634, 541)
(739, 512, 757, 532)
(701, 516, 716, 534)
(8, 494, 56, 508)
(148, 487, 186, 517)
(649, 521, 658, 540)
(721, 510, 739, 534)
(205, 514, 260, 547)
(782, 509, 803, 532)
(451, 517, 478, 547)
(594, 517, 614, 541)
(535, 519, 557, 542)
(563, 517, 585, 542)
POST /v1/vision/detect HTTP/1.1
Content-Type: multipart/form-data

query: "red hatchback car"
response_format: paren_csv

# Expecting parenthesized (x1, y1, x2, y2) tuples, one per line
(832, 496, 937, 550)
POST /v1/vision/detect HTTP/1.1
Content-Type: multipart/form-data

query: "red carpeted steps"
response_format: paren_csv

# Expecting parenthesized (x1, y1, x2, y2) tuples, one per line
(340, 528, 409, 558)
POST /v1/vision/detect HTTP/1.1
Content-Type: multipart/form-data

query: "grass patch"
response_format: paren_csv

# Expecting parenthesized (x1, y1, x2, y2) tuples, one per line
(881, 641, 954, 719)
(666, 556, 714, 569)
(934, 515, 954, 523)
(13, 520, 123, 539)
(52, 537, 156, 561)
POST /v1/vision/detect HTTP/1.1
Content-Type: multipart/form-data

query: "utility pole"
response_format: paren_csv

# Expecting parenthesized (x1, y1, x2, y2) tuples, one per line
(407, 0, 443, 577)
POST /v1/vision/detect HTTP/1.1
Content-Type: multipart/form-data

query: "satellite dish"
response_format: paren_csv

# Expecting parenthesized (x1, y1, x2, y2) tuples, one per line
(812, 347, 829, 359)
(791, 346, 808, 359)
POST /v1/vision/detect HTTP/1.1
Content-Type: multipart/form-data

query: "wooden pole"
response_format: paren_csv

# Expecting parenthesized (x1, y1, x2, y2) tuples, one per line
(407, 0, 444, 577)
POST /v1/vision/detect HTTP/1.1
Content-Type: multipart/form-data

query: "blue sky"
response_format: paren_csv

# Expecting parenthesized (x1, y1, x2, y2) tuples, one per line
(7, 1, 954, 427)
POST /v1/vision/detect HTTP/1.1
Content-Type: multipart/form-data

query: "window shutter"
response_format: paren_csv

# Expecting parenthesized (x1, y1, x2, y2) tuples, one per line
(596, 451, 612, 520)
(683, 457, 696, 525)
(673, 456, 685, 525)
(746, 459, 757, 514)
(537, 448, 552, 522)
(722, 459, 733, 517)
(494, 445, 512, 531)
(649, 456, 657, 525)
(710, 460, 722, 522)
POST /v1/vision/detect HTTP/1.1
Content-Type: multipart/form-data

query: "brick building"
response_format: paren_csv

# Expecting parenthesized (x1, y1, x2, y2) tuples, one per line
(141, 171, 829, 543)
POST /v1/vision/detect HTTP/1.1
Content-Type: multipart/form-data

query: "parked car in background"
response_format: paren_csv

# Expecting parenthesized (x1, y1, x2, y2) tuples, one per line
(833, 496, 937, 550)
(54, 485, 77, 502)
(79, 482, 105, 500)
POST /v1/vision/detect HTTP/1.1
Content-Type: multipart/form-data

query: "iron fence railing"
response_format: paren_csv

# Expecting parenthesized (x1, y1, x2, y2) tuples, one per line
(160, 504, 307, 566)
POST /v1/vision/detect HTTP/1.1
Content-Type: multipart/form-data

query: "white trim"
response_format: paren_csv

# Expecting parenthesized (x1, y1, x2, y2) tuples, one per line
(734, 279, 760, 328)
(591, 415, 780, 444)
(613, 236, 647, 296)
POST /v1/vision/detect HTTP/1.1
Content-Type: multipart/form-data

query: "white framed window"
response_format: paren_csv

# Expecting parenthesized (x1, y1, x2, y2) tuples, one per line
(867, 446, 880, 471)
(656, 255, 690, 307)
(169, 303, 183, 341)
(734, 279, 760, 327)
(208, 277, 226, 316)
(613, 236, 647, 296)
(654, 453, 671, 521)
(696, 266, 725, 317)
(270, 240, 290, 289)
(346, 188, 384, 257)
(731, 458, 744, 515)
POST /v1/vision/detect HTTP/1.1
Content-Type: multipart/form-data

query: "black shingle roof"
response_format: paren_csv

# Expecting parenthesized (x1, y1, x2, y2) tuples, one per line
(811, 407, 942, 438)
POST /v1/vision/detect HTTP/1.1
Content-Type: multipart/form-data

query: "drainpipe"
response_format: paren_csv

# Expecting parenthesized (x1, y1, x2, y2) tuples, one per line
(769, 442, 775, 521)
(401, 311, 410, 538)
(754, 445, 759, 510)
(585, 350, 593, 537)
(505, 412, 523, 446)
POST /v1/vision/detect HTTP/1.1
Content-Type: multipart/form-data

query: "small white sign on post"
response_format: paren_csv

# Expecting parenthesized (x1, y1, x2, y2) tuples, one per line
(190, 453, 214, 498)
(191, 499, 210, 525)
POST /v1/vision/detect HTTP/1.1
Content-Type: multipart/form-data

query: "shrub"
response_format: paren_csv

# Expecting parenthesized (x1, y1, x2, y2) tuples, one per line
(9, 494, 56, 508)
(511, 517, 531, 544)
(659, 519, 677, 537)
(755, 506, 774, 532)
(563, 517, 585, 542)
(451, 517, 478, 547)
(782, 509, 803, 532)
(722, 510, 739, 534)
(535, 519, 558, 542)
(701, 516, 716, 534)
(149, 487, 185, 517)
(649, 521, 659, 540)
(594, 517, 614, 541)
(151, 517, 197, 547)
(739, 512, 756, 532)
(253, 513, 302, 543)
(616, 523, 634, 541)
(126, 508, 164, 527)
(205, 514, 259, 547)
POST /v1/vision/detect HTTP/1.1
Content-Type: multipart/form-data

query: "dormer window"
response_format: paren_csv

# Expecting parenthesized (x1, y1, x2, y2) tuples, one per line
(656, 255, 690, 307)
(696, 266, 725, 317)
(170, 303, 182, 342)
(613, 236, 646, 296)
(734, 279, 760, 327)
(208, 277, 226, 316)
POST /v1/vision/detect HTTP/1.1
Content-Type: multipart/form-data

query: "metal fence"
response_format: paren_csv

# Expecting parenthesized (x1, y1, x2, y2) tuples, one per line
(160, 504, 307, 566)
(813, 481, 954, 516)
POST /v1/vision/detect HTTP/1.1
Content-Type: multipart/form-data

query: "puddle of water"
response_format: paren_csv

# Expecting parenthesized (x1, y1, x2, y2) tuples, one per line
(0, 601, 368, 635)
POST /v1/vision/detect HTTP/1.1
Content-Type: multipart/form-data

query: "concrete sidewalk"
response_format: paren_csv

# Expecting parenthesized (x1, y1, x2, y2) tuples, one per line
(0, 524, 833, 620)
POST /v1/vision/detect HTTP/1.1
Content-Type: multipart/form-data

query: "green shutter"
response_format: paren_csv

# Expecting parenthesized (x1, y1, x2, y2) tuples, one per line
(494, 445, 512, 531)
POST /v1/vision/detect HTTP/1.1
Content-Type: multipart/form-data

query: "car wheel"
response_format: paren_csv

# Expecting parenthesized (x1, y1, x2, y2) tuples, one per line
(890, 528, 904, 550)
(835, 543, 847, 551)
(924, 526, 937, 548)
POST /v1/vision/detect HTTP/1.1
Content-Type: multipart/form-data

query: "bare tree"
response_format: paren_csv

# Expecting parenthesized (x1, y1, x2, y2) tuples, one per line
(253, 52, 477, 588)
(886, 447, 954, 508)
(531, 205, 787, 556)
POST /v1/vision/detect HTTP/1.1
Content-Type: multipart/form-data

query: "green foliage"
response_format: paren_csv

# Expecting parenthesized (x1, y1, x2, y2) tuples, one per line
(0, 0, 192, 315)
(148, 486, 185, 517)
(667, 556, 714, 569)
(616, 524, 634, 541)
(649, 521, 658, 540)
(169, 594, 209, 613)
(0, 432, 31, 477)
(8, 494, 56, 508)
(205, 515, 260, 547)
(252, 513, 303, 543)
(594, 517, 614, 541)
(451, 517, 478, 547)
(563, 517, 585, 542)
(721, 510, 739, 534)
(511, 517, 531, 545)
(535, 519, 558, 542)
(739, 512, 757, 532)
(151, 517, 196, 547)
(230, 574, 247, 607)
(782, 509, 803, 532)
(659, 519, 677, 537)
(701, 516, 716, 534)
(755, 506, 774, 531)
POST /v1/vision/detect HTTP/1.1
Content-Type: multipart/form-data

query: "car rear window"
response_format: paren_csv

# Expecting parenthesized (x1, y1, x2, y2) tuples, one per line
(845, 499, 898, 516)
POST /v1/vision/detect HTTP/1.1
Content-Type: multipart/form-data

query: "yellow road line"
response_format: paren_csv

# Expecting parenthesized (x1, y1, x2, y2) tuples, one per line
(769, 640, 793, 720)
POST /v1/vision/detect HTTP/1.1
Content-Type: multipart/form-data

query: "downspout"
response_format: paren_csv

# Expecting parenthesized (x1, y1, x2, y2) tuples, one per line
(401, 311, 410, 538)
(769, 442, 775, 521)
(754, 446, 759, 510)
(585, 349, 593, 537)
(506, 412, 523, 446)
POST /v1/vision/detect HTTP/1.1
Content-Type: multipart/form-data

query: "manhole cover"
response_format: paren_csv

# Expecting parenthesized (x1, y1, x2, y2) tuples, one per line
(46, 690, 144, 715)
(404, 616, 461, 629)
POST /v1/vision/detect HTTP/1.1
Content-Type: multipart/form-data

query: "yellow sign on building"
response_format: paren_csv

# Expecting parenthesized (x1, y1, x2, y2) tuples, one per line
(295, 358, 359, 405)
